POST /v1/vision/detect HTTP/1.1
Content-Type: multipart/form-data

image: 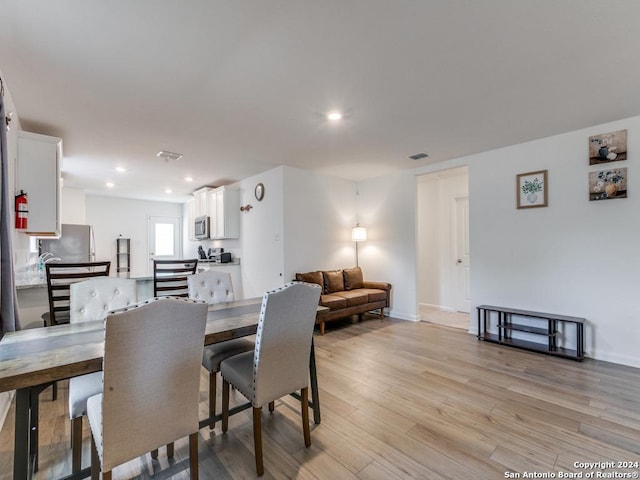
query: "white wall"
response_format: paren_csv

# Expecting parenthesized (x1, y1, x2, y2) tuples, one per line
(85, 195, 183, 277)
(238, 165, 358, 298)
(239, 167, 285, 298)
(61, 187, 86, 224)
(417, 167, 468, 311)
(468, 116, 640, 366)
(357, 172, 419, 321)
(283, 167, 355, 280)
(361, 115, 640, 366)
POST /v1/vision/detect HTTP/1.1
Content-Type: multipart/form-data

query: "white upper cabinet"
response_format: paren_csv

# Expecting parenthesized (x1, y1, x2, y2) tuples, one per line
(208, 186, 240, 239)
(192, 187, 211, 218)
(16, 131, 62, 237)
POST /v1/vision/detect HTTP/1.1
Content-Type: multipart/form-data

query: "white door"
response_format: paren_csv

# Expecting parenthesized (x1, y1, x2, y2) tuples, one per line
(454, 196, 470, 313)
(148, 216, 182, 275)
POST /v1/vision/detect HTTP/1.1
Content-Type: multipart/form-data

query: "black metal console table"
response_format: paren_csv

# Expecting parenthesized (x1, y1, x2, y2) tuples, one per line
(477, 304, 585, 361)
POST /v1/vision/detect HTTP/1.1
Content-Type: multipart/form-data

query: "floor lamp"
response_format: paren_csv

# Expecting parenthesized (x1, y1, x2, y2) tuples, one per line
(352, 224, 367, 267)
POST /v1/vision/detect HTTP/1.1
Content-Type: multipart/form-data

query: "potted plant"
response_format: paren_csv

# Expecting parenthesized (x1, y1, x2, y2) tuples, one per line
(521, 177, 544, 203)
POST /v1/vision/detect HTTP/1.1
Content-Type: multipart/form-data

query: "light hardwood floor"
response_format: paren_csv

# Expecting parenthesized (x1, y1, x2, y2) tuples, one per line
(2, 315, 640, 479)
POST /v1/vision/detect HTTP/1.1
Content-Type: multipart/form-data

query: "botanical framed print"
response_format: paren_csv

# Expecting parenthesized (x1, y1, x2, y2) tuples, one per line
(589, 129, 627, 165)
(517, 170, 548, 209)
(589, 168, 627, 201)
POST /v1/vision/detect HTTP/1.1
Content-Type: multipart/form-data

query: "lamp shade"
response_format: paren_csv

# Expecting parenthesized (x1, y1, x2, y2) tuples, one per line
(351, 225, 367, 242)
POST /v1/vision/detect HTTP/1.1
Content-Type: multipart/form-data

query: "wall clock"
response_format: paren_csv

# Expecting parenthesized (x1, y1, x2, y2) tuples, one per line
(254, 183, 265, 201)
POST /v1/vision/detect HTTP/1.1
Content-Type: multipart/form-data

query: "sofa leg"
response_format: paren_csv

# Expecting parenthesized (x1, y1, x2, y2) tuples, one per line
(320, 321, 325, 336)
(380, 308, 385, 319)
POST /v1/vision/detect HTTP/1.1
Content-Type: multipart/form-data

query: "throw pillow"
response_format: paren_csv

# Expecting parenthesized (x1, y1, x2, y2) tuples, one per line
(296, 271, 324, 293)
(323, 270, 345, 293)
(343, 267, 364, 290)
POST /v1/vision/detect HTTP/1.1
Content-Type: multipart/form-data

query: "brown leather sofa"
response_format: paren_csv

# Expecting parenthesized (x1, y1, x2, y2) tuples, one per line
(295, 267, 392, 335)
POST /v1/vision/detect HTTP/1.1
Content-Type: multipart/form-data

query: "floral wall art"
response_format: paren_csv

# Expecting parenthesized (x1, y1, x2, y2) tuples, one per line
(589, 168, 627, 201)
(589, 129, 627, 165)
(517, 170, 547, 209)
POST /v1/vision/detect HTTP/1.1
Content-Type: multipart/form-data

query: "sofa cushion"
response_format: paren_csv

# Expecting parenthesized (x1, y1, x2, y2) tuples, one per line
(356, 288, 387, 303)
(333, 291, 369, 307)
(320, 294, 347, 311)
(343, 267, 364, 290)
(296, 271, 324, 293)
(323, 270, 345, 294)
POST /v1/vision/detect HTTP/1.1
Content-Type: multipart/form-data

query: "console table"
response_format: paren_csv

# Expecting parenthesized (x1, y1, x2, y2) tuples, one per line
(477, 305, 585, 361)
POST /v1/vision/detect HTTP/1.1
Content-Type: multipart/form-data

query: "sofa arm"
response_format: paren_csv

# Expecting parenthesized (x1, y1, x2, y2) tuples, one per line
(363, 281, 391, 292)
(363, 281, 392, 307)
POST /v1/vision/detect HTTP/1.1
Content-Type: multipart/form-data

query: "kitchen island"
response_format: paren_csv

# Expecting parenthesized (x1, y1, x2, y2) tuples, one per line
(14, 260, 242, 329)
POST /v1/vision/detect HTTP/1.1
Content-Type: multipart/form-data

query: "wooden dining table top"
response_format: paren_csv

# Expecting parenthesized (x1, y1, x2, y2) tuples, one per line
(0, 297, 265, 393)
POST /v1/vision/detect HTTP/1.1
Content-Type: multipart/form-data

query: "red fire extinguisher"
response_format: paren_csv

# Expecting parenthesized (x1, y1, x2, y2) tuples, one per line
(15, 190, 28, 230)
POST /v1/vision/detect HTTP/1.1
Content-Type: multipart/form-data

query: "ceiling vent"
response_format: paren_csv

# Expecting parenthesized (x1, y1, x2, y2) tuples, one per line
(409, 152, 429, 160)
(157, 150, 183, 162)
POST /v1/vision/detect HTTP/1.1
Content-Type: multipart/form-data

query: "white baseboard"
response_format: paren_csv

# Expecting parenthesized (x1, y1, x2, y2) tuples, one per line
(419, 302, 455, 312)
(389, 309, 420, 321)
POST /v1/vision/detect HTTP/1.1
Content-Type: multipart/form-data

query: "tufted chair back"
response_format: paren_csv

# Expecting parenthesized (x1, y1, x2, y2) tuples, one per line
(70, 277, 138, 323)
(187, 270, 234, 304)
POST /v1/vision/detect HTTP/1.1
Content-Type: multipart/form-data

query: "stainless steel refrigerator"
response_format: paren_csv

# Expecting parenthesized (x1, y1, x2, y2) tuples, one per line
(39, 224, 94, 263)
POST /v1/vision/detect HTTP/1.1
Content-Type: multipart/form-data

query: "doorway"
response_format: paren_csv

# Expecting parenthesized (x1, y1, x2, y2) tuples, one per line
(416, 167, 470, 330)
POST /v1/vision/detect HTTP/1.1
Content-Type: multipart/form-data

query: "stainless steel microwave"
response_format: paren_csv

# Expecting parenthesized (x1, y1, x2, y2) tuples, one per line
(194, 215, 210, 239)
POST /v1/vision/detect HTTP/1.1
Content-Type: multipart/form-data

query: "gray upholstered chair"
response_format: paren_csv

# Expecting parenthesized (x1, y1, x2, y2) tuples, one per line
(68, 277, 137, 474)
(86, 297, 208, 480)
(220, 282, 321, 476)
(187, 270, 254, 429)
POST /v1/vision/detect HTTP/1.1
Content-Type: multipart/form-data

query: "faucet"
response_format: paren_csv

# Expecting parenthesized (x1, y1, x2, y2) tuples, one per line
(43, 257, 62, 263)
(39, 252, 54, 262)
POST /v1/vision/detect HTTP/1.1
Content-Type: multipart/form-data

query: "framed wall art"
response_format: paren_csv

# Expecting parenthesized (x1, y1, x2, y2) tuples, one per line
(517, 170, 548, 209)
(589, 168, 627, 201)
(589, 129, 627, 165)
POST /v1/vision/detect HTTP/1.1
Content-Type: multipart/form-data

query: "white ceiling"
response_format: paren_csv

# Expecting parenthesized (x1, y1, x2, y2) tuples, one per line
(2, 1, 640, 202)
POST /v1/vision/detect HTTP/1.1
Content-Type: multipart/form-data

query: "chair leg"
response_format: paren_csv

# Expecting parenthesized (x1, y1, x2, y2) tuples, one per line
(52, 382, 57, 401)
(301, 387, 311, 447)
(253, 407, 264, 476)
(167, 442, 174, 458)
(221, 379, 230, 433)
(103, 471, 112, 480)
(268, 401, 275, 413)
(91, 435, 99, 480)
(189, 432, 199, 480)
(151, 449, 158, 459)
(71, 416, 83, 473)
(209, 370, 217, 429)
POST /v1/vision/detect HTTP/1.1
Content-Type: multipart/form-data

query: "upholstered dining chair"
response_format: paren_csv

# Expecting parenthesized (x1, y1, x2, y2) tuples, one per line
(220, 282, 321, 476)
(86, 297, 208, 480)
(153, 259, 198, 297)
(187, 270, 254, 429)
(43, 261, 112, 327)
(41, 261, 111, 405)
(68, 277, 137, 474)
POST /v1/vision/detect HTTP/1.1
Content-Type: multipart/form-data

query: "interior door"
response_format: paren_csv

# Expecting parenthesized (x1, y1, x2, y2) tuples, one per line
(148, 216, 182, 275)
(454, 196, 470, 313)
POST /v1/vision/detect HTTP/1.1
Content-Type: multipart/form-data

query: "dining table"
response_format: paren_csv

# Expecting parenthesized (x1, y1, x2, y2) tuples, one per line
(0, 297, 325, 480)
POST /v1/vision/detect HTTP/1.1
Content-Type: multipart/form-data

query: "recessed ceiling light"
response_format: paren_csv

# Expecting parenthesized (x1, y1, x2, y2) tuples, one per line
(115, 167, 127, 173)
(327, 111, 343, 121)
(184, 176, 193, 182)
(106, 182, 115, 188)
(165, 188, 173, 194)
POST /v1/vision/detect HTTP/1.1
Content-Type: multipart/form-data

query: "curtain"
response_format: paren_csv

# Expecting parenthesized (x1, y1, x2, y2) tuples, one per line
(0, 92, 21, 337)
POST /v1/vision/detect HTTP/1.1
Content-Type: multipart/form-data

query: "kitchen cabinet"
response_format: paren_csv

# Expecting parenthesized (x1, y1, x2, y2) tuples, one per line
(186, 197, 196, 241)
(208, 186, 240, 239)
(16, 131, 62, 237)
(192, 187, 211, 217)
